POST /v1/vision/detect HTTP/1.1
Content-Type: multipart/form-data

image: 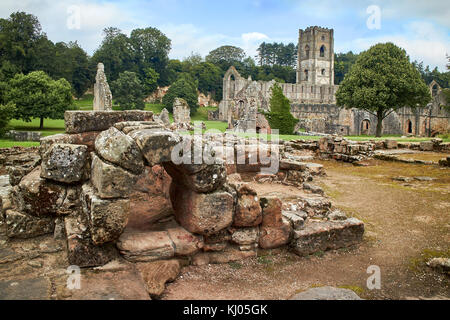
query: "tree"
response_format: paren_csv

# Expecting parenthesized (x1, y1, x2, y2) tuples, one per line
(92, 27, 136, 83)
(6, 71, 73, 129)
(0, 103, 15, 136)
(129, 27, 171, 86)
(334, 51, 359, 84)
(162, 74, 199, 114)
(206, 45, 245, 70)
(190, 62, 222, 101)
(0, 12, 43, 74)
(264, 83, 298, 135)
(111, 71, 146, 110)
(336, 43, 431, 137)
(141, 67, 159, 96)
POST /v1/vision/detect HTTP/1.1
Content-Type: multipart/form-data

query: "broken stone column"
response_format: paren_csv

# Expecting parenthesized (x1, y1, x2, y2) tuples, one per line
(93, 63, 113, 111)
(173, 98, 190, 124)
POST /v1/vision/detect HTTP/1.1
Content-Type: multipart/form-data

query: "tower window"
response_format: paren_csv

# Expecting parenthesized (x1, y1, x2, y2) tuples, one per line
(320, 45, 326, 57)
(321, 69, 326, 75)
(304, 69, 308, 81)
(305, 45, 310, 59)
(321, 35, 325, 40)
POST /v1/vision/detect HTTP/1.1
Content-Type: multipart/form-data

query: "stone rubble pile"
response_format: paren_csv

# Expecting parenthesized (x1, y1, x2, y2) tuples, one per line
(0, 110, 367, 297)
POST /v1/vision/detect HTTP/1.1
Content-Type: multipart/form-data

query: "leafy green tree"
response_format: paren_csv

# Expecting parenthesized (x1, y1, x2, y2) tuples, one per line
(264, 83, 298, 134)
(92, 27, 136, 83)
(334, 51, 359, 84)
(111, 71, 146, 110)
(141, 67, 159, 96)
(206, 45, 245, 71)
(7, 71, 73, 129)
(190, 62, 222, 101)
(336, 43, 431, 137)
(0, 12, 43, 74)
(162, 74, 199, 114)
(167, 59, 183, 84)
(0, 103, 15, 136)
(129, 27, 171, 86)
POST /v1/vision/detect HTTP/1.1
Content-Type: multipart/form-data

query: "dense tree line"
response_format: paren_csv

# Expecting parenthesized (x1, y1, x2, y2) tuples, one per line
(0, 12, 93, 99)
(0, 10, 448, 132)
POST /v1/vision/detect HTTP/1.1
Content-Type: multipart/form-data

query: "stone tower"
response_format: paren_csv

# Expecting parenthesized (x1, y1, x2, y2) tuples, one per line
(296, 26, 334, 86)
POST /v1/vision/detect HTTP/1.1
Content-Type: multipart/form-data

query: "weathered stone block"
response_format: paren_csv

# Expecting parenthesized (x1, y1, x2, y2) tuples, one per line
(419, 141, 434, 151)
(41, 143, 89, 183)
(136, 260, 180, 297)
(95, 127, 144, 174)
(231, 227, 259, 245)
(5, 209, 54, 238)
(40, 132, 99, 156)
(170, 184, 234, 236)
(64, 110, 154, 134)
(167, 226, 203, 256)
(163, 162, 226, 193)
(90, 154, 138, 199)
(129, 129, 181, 166)
(117, 230, 175, 262)
(233, 184, 262, 227)
(127, 165, 172, 230)
(291, 218, 364, 256)
(259, 219, 292, 249)
(15, 167, 66, 217)
(81, 183, 130, 245)
(65, 214, 118, 267)
(260, 197, 283, 228)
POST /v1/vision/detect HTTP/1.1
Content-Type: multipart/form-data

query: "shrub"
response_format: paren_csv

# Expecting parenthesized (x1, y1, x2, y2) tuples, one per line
(265, 83, 298, 135)
(111, 71, 146, 110)
(162, 73, 199, 114)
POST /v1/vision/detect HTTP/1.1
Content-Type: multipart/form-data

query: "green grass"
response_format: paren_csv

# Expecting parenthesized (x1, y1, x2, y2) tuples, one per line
(8, 118, 65, 136)
(73, 94, 93, 110)
(0, 139, 39, 148)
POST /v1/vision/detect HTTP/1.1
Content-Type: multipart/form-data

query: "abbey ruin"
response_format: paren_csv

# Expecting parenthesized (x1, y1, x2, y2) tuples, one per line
(218, 26, 450, 136)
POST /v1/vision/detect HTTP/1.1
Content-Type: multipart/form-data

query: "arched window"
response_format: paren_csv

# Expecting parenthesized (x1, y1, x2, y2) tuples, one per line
(305, 45, 310, 59)
(321, 69, 326, 76)
(304, 69, 308, 81)
(432, 84, 438, 97)
(320, 45, 325, 57)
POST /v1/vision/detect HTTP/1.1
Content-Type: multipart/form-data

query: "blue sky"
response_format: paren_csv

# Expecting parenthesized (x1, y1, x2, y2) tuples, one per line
(1, 0, 449, 70)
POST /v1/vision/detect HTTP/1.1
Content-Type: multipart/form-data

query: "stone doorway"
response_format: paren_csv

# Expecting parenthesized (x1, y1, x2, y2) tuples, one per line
(361, 119, 370, 135)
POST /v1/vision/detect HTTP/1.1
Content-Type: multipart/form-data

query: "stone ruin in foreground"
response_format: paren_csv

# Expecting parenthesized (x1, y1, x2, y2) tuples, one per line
(0, 110, 365, 296)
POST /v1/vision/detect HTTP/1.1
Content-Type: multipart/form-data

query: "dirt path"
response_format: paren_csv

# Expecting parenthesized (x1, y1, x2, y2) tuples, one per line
(163, 159, 449, 300)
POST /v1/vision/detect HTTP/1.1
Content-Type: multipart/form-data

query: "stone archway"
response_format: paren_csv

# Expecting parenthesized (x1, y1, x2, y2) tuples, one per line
(406, 119, 413, 134)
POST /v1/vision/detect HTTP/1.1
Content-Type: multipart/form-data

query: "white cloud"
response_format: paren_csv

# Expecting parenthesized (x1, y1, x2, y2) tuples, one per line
(340, 21, 450, 70)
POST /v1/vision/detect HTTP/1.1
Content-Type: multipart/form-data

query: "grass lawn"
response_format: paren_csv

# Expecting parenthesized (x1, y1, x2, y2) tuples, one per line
(1, 95, 448, 148)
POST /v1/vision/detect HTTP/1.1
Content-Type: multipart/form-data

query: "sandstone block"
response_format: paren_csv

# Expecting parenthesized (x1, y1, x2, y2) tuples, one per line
(291, 218, 364, 256)
(91, 154, 138, 199)
(233, 184, 262, 227)
(15, 167, 66, 217)
(95, 127, 144, 174)
(137, 260, 180, 297)
(41, 143, 89, 183)
(5, 209, 54, 238)
(130, 129, 181, 166)
(64, 110, 154, 134)
(117, 230, 175, 262)
(81, 183, 130, 245)
(167, 226, 203, 256)
(231, 227, 259, 245)
(170, 184, 234, 236)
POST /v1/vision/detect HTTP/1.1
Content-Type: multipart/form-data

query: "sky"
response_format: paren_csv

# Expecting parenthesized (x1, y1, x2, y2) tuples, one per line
(1, 0, 449, 71)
